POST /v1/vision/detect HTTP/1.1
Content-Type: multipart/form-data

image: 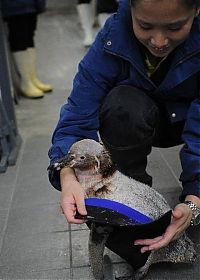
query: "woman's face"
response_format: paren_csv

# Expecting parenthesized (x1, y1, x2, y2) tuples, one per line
(131, 0, 198, 57)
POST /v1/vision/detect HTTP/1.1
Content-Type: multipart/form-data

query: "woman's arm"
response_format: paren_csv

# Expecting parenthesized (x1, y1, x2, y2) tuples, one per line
(48, 22, 122, 191)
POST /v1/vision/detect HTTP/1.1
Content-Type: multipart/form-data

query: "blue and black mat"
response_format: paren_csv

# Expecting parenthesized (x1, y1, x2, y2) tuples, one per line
(76, 198, 172, 270)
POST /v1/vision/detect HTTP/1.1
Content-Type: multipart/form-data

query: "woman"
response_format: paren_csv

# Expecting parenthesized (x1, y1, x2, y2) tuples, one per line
(49, 0, 200, 254)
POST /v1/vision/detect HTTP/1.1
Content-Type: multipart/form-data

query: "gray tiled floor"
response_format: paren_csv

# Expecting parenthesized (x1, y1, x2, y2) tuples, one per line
(0, 1, 199, 279)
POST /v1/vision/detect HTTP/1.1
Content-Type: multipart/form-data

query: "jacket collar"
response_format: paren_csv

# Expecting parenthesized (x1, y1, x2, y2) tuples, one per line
(103, 0, 145, 74)
(104, 0, 200, 70)
(171, 15, 200, 68)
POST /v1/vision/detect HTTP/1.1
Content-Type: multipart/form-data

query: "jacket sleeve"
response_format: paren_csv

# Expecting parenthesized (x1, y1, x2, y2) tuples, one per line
(48, 22, 122, 191)
(179, 97, 200, 201)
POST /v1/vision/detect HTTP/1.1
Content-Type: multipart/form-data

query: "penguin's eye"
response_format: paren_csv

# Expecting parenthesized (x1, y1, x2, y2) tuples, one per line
(80, 156, 85, 160)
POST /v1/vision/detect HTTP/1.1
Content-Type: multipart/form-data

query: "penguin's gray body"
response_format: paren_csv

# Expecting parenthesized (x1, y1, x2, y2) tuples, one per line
(57, 139, 196, 279)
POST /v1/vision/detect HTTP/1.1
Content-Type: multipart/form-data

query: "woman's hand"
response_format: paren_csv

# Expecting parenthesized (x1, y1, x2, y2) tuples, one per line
(60, 167, 87, 224)
(134, 203, 192, 253)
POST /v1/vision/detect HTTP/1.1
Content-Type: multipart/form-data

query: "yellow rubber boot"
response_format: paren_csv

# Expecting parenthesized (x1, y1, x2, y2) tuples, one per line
(13, 50, 44, 99)
(28, 48, 53, 93)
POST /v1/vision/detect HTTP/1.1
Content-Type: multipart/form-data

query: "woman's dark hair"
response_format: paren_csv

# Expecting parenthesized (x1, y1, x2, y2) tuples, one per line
(130, 0, 200, 9)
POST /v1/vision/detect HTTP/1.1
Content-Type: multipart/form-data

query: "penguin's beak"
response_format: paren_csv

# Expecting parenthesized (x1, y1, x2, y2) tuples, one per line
(60, 153, 77, 168)
(47, 153, 75, 171)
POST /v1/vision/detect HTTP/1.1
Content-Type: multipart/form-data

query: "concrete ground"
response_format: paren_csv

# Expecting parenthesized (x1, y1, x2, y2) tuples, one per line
(0, 1, 199, 279)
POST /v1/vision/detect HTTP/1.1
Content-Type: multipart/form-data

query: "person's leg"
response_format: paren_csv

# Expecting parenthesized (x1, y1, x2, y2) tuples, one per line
(27, 14, 53, 93)
(99, 85, 159, 186)
(97, 0, 118, 27)
(99, 85, 185, 186)
(77, 0, 94, 47)
(7, 14, 44, 98)
(153, 112, 184, 147)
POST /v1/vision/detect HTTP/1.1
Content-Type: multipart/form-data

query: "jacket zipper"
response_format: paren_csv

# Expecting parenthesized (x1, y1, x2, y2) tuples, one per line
(105, 49, 156, 89)
(105, 48, 200, 89)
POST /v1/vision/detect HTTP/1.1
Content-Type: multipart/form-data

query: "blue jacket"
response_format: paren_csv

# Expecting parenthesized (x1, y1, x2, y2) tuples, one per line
(49, 0, 200, 200)
(1, 0, 46, 18)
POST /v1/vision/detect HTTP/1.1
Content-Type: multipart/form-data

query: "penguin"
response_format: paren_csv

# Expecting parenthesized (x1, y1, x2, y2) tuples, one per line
(49, 139, 196, 280)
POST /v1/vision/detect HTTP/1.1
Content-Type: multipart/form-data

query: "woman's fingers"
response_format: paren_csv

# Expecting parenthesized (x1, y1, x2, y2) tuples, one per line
(74, 191, 87, 216)
(135, 204, 193, 253)
(134, 235, 163, 246)
(62, 199, 86, 224)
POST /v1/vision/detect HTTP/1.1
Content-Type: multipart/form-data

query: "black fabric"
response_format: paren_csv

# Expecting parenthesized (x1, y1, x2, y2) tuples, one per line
(77, 0, 118, 13)
(48, 169, 61, 192)
(99, 85, 159, 185)
(99, 86, 184, 185)
(77, 0, 91, 4)
(35, 0, 46, 13)
(153, 116, 184, 148)
(106, 210, 172, 270)
(99, 85, 159, 148)
(150, 56, 173, 87)
(97, 0, 118, 13)
(6, 13, 37, 52)
(87, 210, 172, 270)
